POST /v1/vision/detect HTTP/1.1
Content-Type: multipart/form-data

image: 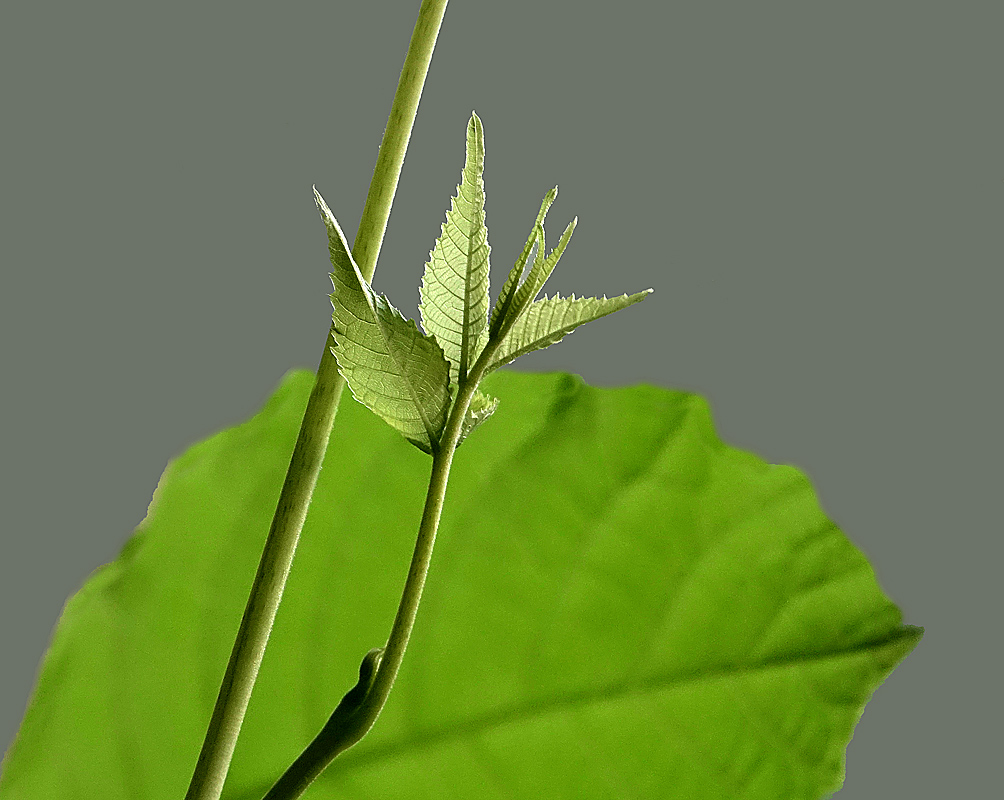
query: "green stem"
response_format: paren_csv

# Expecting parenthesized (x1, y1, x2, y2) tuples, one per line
(183, 2, 450, 799)
(261, 345, 502, 800)
(261, 424, 457, 800)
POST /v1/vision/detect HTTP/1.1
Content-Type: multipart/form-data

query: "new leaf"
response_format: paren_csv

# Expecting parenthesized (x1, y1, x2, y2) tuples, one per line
(419, 111, 491, 387)
(457, 389, 499, 445)
(484, 290, 654, 376)
(315, 188, 451, 454)
(488, 188, 556, 339)
(496, 217, 576, 340)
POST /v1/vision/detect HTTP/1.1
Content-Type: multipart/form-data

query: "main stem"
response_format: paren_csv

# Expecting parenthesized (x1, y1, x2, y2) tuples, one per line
(183, 3, 450, 799)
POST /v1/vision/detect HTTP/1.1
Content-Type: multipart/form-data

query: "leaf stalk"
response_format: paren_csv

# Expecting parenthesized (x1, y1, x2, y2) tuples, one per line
(259, 337, 503, 799)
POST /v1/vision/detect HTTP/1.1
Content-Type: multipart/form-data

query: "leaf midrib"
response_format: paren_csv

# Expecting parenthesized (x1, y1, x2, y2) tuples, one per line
(460, 205, 476, 384)
(329, 628, 918, 777)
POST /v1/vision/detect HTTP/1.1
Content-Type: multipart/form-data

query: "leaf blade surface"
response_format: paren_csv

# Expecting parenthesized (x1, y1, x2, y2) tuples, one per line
(486, 290, 653, 374)
(0, 370, 920, 800)
(317, 188, 451, 453)
(419, 112, 491, 385)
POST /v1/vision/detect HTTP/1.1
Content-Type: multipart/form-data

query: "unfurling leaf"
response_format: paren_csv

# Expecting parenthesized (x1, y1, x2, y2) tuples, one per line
(315, 187, 451, 454)
(456, 389, 499, 448)
(316, 113, 651, 454)
(488, 187, 556, 338)
(490, 214, 576, 343)
(484, 290, 654, 376)
(419, 111, 491, 386)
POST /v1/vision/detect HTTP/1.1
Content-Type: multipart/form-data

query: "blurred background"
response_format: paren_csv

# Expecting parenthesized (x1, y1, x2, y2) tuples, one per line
(1, 0, 1000, 795)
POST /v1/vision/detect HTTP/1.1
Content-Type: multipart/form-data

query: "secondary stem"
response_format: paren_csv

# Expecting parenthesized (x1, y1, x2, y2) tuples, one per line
(182, 2, 450, 799)
(348, 373, 481, 733)
(261, 347, 501, 800)
(261, 412, 460, 800)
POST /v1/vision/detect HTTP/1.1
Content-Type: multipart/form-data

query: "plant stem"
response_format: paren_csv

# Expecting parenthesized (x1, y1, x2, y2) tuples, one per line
(261, 417, 459, 799)
(183, 2, 450, 799)
(261, 346, 502, 800)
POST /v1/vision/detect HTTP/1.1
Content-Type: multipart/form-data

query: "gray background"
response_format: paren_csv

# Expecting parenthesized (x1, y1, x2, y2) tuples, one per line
(1, 0, 999, 795)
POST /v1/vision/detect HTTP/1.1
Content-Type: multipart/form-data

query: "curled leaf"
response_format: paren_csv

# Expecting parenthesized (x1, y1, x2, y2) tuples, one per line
(455, 389, 499, 448)
(489, 187, 557, 338)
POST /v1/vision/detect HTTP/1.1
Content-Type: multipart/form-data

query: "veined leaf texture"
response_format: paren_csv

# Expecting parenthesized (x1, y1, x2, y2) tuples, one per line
(318, 112, 651, 454)
(419, 112, 491, 386)
(316, 187, 451, 454)
(0, 370, 922, 799)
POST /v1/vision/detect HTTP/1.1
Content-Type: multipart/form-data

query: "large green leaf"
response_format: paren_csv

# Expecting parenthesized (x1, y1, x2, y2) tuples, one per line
(0, 370, 920, 800)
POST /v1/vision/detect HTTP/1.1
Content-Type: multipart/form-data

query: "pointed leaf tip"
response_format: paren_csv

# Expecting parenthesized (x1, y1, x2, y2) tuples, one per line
(469, 110, 484, 139)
